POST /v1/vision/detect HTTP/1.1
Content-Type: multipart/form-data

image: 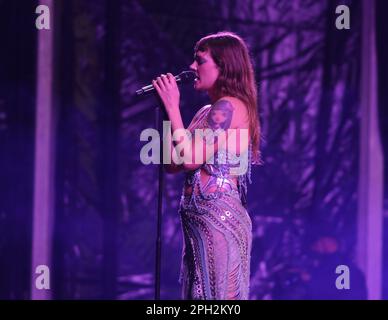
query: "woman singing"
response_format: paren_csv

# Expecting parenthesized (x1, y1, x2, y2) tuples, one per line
(152, 31, 260, 300)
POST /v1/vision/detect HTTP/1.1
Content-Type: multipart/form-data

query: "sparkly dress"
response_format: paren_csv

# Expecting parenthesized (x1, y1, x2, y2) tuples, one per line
(179, 105, 253, 300)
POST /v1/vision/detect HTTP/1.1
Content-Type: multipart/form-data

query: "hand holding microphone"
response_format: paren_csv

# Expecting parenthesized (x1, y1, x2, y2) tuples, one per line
(135, 70, 196, 97)
(152, 73, 181, 112)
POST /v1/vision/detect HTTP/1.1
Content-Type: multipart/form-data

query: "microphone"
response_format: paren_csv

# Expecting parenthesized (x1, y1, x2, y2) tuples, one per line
(135, 70, 196, 97)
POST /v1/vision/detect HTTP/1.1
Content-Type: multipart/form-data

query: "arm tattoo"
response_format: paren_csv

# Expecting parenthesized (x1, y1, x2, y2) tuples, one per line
(206, 99, 234, 130)
(202, 99, 234, 146)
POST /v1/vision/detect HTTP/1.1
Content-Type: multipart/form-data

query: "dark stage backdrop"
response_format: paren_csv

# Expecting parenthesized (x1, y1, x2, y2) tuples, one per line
(0, 0, 366, 299)
(0, 1, 38, 299)
(377, 0, 388, 299)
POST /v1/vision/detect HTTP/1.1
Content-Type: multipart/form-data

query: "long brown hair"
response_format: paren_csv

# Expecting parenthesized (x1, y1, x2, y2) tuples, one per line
(195, 31, 260, 162)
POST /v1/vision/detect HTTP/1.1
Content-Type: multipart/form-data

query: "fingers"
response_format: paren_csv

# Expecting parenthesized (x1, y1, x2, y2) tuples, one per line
(154, 73, 176, 92)
(156, 76, 166, 91)
(152, 73, 180, 111)
(155, 73, 176, 90)
(162, 73, 175, 88)
(167, 73, 177, 86)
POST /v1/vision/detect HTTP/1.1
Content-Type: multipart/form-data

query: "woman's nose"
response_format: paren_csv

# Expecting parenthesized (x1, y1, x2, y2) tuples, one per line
(189, 61, 197, 70)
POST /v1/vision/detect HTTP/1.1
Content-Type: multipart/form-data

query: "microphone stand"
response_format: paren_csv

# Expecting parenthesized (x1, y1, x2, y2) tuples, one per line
(154, 99, 167, 300)
(136, 74, 195, 299)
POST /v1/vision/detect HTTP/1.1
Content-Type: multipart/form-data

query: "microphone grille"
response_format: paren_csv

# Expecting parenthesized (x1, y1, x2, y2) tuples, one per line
(178, 71, 196, 83)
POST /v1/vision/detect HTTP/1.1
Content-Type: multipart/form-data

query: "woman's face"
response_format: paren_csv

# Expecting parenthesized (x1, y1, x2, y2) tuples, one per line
(190, 50, 219, 91)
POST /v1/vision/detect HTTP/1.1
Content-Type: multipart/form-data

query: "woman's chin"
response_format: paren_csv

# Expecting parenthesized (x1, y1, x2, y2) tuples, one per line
(194, 81, 208, 91)
(194, 82, 203, 90)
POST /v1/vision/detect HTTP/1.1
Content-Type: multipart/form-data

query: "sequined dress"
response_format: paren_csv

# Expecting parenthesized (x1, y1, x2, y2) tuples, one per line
(179, 105, 253, 300)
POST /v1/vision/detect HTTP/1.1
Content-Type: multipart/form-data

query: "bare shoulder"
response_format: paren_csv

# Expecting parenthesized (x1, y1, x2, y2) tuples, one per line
(220, 96, 247, 113)
(214, 96, 248, 129)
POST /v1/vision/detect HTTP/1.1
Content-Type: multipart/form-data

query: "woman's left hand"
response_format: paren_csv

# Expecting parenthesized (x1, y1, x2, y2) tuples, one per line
(152, 73, 180, 113)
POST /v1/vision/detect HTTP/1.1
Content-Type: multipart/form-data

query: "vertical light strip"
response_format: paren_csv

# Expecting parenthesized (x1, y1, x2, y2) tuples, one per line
(358, 0, 383, 300)
(31, 0, 55, 300)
